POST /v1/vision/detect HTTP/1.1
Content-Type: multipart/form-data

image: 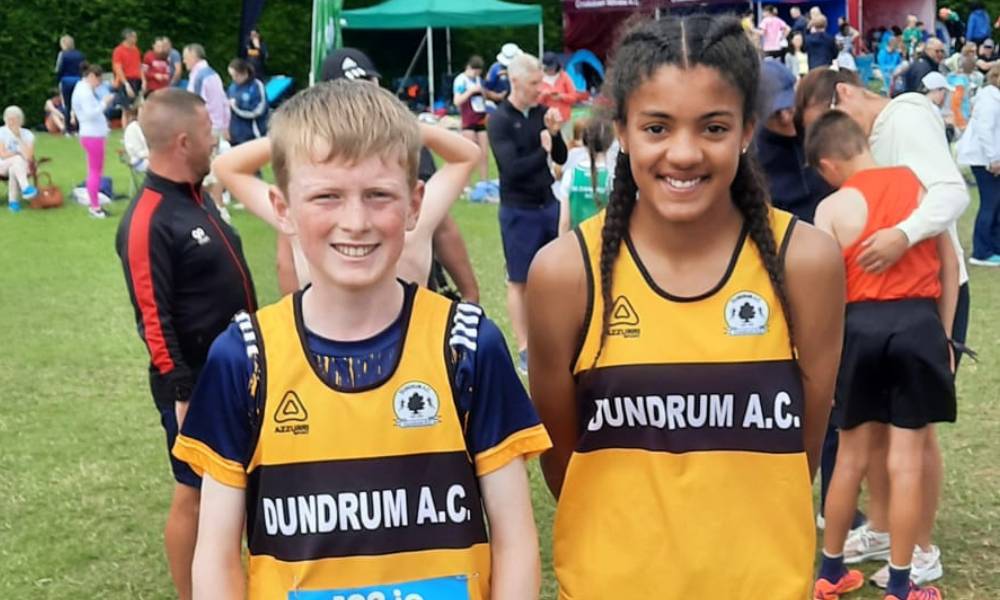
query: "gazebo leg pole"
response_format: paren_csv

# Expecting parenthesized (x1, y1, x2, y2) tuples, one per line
(447, 27, 453, 74)
(539, 23, 544, 57)
(427, 26, 435, 110)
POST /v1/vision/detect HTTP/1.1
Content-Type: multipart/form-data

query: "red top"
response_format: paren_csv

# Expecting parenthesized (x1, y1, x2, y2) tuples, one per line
(112, 43, 142, 82)
(143, 51, 171, 92)
(539, 70, 582, 123)
(842, 167, 941, 303)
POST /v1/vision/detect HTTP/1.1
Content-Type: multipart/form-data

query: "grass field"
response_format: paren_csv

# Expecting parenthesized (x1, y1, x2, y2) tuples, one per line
(1, 132, 997, 598)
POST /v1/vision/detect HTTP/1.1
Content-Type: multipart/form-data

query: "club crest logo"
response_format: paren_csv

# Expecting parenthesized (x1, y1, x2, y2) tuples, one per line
(724, 291, 770, 336)
(393, 382, 440, 428)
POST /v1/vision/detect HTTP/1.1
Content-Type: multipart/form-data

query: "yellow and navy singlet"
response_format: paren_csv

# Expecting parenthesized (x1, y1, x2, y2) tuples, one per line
(555, 209, 813, 599)
(174, 283, 551, 600)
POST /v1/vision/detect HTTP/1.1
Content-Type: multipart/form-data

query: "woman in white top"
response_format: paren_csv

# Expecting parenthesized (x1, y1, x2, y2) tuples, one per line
(71, 63, 114, 218)
(0, 105, 37, 212)
(957, 64, 1000, 264)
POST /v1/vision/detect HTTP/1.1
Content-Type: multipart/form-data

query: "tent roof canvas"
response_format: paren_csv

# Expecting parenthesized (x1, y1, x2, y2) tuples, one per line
(342, 0, 542, 29)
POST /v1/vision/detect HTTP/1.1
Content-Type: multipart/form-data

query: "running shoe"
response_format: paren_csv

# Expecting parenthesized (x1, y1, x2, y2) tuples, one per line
(813, 569, 865, 599)
(884, 582, 942, 600)
(518, 349, 528, 376)
(869, 546, 944, 588)
(8, 200, 21, 213)
(968, 255, 1000, 267)
(21, 185, 38, 200)
(88, 206, 109, 219)
(844, 522, 891, 564)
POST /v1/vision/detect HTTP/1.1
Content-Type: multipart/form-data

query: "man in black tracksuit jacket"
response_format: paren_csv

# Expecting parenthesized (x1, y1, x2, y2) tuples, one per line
(114, 88, 256, 599)
(487, 53, 567, 373)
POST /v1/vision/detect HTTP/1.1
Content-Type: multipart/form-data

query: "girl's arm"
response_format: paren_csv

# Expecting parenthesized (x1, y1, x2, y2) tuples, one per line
(784, 223, 845, 480)
(192, 474, 246, 600)
(557, 167, 573, 235)
(935, 233, 958, 339)
(480, 458, 540, 600)
(525, 234, 588, 497)
(211, 137, 277, 227)
(413, 124, 479, 240)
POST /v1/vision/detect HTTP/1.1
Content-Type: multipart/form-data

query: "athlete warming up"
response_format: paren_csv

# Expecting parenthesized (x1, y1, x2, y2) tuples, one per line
(173, 80, 551, 600)
(526, 15, 845, 599)
(805, 112, 957, 600)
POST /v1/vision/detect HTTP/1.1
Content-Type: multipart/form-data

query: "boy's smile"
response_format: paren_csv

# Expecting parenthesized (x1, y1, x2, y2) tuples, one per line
(273, 153, 422, 291)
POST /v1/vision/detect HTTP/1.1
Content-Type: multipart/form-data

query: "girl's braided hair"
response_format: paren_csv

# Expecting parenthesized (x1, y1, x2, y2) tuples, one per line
(594, 14, 795, 365)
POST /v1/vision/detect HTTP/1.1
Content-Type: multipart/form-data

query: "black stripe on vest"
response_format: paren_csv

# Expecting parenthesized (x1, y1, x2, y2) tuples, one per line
(246, 451, 488, 561)
(575, 360, 805, 454)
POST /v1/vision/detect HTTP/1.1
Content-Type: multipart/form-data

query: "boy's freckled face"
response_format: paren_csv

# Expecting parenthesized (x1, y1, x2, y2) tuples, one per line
(281, 153, 422, 290)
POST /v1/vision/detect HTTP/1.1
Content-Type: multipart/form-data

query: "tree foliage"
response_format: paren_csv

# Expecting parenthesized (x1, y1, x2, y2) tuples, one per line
(1, 0, 550, 125)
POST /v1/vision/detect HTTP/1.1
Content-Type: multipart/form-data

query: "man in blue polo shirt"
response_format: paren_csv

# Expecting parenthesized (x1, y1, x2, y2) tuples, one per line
(484, 43, 523, 106)
(487, 53, 566, 374)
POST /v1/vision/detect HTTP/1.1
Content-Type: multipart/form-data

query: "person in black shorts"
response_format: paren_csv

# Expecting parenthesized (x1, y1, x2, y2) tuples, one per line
(453, 55, 491, 192)
(487, 53, 567, 373)
(805, 111, 956, 600)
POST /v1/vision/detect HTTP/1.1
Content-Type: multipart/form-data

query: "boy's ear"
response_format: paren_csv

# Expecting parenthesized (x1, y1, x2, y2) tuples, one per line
(816, 158, 839, 185)
(406, 180, 425, 232)
(270, 185, 296, 236)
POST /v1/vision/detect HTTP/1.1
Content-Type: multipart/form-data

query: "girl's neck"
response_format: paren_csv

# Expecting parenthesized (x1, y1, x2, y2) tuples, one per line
(301, 275, 405, 342)
(631, 192, 743, 260)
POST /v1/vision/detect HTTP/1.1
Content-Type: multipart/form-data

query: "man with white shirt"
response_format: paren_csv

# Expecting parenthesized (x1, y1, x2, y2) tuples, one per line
(797, 67, 970, 590)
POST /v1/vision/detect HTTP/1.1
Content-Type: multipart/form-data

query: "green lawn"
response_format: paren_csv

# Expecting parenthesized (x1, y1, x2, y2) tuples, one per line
(0, 133, 997, 598)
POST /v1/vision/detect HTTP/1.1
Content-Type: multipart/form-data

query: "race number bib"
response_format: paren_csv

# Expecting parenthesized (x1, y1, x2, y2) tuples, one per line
(470, 95, 486, 114)
(288, 575, 470, 600)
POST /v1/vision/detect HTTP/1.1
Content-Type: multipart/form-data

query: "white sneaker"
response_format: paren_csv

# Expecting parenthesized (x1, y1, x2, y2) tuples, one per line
(88, 206, 109, 219)
(843, 522, 891, 564)
(869, 545, 944, 589)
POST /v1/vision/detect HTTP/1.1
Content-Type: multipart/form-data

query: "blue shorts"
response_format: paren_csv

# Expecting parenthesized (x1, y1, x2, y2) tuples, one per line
(150, 371, 202, 488)
(498, 201, 559, 283)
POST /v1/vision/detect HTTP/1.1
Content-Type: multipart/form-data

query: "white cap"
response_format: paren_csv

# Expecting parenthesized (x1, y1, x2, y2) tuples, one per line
(497, 43, 523, 67)
(922, 72, 953, 92)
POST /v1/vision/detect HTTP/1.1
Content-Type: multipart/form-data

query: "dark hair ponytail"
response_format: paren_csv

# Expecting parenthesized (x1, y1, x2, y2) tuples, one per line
(593, 14, 796, 365)
(593, 147, 638, 366)
(731, 151, 796, 356)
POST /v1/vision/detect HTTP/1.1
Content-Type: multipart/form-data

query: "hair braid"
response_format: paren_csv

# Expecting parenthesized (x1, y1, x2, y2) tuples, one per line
(593, 150, 638, 367)
(730, 153, 797, 354)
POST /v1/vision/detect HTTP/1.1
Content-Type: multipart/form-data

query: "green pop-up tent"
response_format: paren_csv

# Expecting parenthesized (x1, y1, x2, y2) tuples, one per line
(340, 0, 544, 104)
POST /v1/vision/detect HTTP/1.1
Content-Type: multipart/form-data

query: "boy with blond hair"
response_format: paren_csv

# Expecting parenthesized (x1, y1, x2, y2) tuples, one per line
(805, 111, 957, 600)
(173, 80, 550, 599)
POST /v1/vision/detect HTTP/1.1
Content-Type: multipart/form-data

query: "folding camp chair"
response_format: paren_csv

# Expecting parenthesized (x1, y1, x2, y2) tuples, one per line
(117, 148, 143, 197)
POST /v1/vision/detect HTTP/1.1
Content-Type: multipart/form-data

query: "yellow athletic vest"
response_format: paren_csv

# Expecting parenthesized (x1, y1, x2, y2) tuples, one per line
(246, 286, 490, 600)
(555, 209, 813, 599)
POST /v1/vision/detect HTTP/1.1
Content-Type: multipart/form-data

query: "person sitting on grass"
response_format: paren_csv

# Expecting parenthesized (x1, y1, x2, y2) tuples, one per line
(174, 79, 551, 599)
(0, 105, 38, 212)
(806, 110, 957, 600)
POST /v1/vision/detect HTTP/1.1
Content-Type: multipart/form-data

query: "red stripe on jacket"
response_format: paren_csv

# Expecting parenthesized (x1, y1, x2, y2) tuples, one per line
(127, 189, 175, 374)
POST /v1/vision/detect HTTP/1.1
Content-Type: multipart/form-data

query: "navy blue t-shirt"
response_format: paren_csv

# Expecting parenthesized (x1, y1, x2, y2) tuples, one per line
(180, 296, 547, 475)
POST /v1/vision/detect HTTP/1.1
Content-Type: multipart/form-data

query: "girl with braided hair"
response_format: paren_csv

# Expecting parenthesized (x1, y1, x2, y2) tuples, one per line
(526, 14, 845, 598)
